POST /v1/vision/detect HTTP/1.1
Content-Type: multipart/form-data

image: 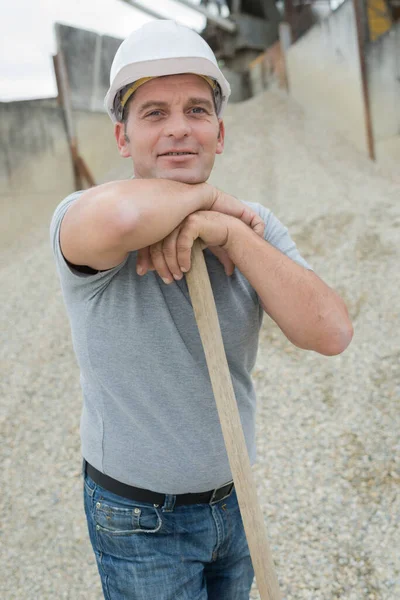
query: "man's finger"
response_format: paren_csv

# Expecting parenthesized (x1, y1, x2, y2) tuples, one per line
(250, 214, 265, 238)
(240, 208, 265, 238)
(209, 191, 265, 239)
(149, 242, 174, 284)
(176, 215, 199, 273)
(136, 247, 153, 275)
(162, 227, 183, 280)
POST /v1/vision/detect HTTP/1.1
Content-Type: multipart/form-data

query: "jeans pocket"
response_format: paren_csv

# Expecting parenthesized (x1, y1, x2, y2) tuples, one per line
(94, 499, 163, 536)
(84, 472, 96, 497)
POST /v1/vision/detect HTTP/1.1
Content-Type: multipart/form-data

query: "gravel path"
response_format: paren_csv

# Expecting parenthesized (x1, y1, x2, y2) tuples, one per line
(1, 89, 399, 599)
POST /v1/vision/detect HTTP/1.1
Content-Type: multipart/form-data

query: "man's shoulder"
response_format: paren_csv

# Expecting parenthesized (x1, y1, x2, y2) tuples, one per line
(50, 190, 85, 245)
(49, 190, 88, 268)
(51, 190, 85, 222)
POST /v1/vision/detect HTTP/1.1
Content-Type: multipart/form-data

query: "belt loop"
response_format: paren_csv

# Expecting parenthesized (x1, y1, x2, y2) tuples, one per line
(161, 494, 177, 513)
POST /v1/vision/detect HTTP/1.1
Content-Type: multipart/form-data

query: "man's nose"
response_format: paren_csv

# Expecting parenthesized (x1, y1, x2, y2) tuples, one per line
(163, 113, 191, 138)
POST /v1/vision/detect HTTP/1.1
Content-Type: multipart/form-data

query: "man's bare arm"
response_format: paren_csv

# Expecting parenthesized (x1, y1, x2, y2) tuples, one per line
(224, 219, 353, 356)
(132, 210, 352, 356)
(60, 179, 215, 271)
(60, 179, 262, 272)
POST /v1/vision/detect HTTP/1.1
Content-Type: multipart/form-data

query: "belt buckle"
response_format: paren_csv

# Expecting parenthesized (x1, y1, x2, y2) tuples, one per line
(209, 480, 234, 505)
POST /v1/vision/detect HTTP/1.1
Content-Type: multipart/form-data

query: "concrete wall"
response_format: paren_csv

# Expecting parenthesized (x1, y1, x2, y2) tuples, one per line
(0, 22, 132, 255)
(0, 100, 73, 196)
(0, 99, 72, 252)
(55, 23, 122, 112)
(285, 0, 368, 154)
(0, 100, 128, 195)
(0, 99, 129, 255)
(367, 20, 400, 163)
(248, 41, 287, 95)
(284, 0, 400, 161)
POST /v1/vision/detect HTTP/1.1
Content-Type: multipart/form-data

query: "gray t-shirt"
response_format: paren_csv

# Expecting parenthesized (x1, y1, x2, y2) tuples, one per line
(50, 191, 312, 494)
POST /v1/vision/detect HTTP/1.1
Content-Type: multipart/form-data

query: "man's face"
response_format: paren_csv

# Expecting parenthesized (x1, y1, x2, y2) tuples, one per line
(114, 74, 225, 184)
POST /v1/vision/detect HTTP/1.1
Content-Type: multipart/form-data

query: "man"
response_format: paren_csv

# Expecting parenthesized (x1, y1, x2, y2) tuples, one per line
(50, 20, 352, 600)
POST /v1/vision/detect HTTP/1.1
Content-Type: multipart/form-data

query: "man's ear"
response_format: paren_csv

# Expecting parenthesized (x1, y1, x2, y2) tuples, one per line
(114, 122, 132, 158)
(216, 119, 225, 155)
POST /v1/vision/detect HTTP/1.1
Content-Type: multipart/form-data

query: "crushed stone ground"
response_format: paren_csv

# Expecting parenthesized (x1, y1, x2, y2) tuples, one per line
(1, 89, 399, 599)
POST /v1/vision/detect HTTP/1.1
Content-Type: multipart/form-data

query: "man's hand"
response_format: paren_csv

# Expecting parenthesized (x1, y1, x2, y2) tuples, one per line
(207, 189, 265, 237)
(136, 211, 246, 283)
(136, 192, 265, 282)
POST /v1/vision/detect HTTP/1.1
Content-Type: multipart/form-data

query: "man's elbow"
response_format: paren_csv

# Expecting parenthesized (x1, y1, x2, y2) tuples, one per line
(316, 321, 354, 356)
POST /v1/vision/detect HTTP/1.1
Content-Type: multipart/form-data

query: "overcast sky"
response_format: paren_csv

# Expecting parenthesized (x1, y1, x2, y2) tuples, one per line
(0, 0, 206, 101)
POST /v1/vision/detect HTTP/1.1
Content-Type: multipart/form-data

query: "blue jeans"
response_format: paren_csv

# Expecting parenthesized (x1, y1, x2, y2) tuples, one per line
(83, 470, 254, 599)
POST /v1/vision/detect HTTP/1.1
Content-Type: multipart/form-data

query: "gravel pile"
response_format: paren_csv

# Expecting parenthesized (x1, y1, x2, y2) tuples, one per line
(1, 89, 399, 599)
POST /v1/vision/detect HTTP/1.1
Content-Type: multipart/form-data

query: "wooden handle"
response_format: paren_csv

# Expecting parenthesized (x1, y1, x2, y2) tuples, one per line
(185, 240, 282, 600)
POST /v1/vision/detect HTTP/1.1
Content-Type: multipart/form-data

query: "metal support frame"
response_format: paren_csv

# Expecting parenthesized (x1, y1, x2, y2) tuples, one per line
(53, 41, 96, 190)
(353, 0, 375, 160)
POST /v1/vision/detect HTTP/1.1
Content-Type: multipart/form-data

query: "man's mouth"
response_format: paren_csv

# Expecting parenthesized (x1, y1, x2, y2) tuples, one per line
(159, 151, 197, 156)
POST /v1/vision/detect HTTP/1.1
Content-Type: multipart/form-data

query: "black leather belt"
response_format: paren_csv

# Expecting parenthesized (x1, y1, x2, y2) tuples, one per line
(83, 459, 234, 506)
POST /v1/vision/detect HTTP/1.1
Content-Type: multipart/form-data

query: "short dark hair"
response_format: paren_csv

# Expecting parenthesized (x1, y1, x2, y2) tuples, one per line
(121, 96, 133, 128)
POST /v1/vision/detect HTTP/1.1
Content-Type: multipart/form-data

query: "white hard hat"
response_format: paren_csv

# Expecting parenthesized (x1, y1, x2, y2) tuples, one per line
(105, 20, 231, 123)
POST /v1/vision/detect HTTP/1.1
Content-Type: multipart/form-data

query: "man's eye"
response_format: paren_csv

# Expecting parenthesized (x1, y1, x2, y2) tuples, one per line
(190, 107, 207, 114)
(146, 110, 162, 117)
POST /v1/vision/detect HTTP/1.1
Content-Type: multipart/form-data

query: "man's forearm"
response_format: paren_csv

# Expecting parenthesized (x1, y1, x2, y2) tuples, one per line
(225, 220, 353, 356)
(93, 178, 213, 251)
(66, 181, 262, 272)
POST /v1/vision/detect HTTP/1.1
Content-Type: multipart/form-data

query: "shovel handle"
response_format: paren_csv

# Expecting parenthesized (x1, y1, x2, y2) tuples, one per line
(185, 239, 282, 600)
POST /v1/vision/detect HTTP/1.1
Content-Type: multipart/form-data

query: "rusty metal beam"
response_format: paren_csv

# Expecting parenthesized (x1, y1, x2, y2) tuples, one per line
(353, 0, 375, 160)
(53, 29, 96, 190)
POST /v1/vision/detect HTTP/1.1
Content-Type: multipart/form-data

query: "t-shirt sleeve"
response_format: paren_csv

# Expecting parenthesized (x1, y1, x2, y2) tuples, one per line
(243, 201, 313, 271)
(49, 191, 129, 298)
